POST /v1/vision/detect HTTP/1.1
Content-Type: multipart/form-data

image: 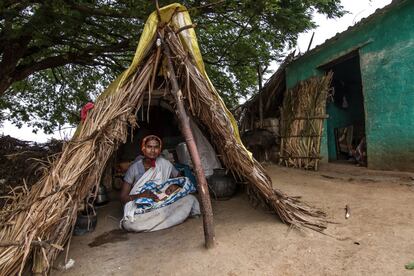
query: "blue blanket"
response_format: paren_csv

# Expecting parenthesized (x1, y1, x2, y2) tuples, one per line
(134, 177, 196, 214)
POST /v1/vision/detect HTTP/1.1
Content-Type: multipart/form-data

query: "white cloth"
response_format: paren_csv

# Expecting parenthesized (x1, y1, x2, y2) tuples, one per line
(189, 118, 222, 176)
(121, 194, 200, 232)
(129, 157, 172, 193)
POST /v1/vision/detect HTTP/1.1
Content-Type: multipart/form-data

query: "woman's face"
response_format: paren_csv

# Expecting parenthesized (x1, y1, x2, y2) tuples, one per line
(143, 139, 161, 159)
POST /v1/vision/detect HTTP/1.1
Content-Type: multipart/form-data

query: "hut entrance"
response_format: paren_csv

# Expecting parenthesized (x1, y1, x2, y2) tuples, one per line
(321, 51, 367, 166)
(111, 103, 223, 193)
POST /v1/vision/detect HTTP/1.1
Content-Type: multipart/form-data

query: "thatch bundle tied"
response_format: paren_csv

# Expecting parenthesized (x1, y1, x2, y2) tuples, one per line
(279, 73, 333, 170)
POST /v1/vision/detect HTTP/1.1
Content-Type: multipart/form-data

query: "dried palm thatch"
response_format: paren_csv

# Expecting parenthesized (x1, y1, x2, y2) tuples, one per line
(0, 54, 154, 275)
(0, 4, 328, 275)
(279, 73, 333, 170)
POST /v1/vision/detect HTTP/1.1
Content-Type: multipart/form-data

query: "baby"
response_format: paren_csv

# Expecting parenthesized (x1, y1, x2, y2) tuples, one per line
(155, 184, 181, 201)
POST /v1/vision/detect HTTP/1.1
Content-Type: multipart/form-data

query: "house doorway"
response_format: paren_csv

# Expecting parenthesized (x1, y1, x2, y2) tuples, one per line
(320, 51, 367, 166)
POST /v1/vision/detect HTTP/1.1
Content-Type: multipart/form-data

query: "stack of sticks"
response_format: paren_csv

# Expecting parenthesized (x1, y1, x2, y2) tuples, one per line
(279, 73, 333, 170)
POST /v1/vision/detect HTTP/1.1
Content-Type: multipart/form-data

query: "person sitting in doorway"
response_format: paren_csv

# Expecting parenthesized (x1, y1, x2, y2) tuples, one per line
(120, 135, 200, 232)
(120, 135, 180, 204)
(349, 137, 367, 166)
(355, 137, 367, 166)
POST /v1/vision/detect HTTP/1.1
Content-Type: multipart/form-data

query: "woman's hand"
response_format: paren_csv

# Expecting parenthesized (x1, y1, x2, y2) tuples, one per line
(131, 191, 160, 202)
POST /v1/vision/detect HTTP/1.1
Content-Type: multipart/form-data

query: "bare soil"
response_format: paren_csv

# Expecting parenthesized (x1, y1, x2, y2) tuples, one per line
(53, 163, 414, 276)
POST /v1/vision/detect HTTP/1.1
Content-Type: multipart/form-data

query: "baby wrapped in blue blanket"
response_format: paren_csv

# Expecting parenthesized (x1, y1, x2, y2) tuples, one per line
(134, 176, 196, 214)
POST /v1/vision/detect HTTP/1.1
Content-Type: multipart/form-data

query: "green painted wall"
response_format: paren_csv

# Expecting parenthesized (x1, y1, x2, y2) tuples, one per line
(285, 1, 414, 171)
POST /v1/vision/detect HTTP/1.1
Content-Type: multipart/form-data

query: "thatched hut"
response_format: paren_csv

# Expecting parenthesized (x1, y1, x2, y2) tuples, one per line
(236, 54, 333, 170)
(0, 4, 326, 275)
(235, 54, 294, 163)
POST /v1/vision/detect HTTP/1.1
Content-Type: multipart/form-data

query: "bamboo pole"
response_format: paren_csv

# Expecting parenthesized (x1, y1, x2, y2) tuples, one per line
(257, 64, 264, 128)
(163, 39, 215, 249)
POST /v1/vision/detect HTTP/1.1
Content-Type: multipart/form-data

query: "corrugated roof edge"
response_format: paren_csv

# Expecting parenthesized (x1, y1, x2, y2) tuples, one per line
(292, 0, 407, 62)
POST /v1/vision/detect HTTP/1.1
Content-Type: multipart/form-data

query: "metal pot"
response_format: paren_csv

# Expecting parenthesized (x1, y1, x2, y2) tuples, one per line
(95, 184, 109, 205)
(176, 142, 193, 166)
(74, 211, 97, 236)
(207, 168, 236, 199)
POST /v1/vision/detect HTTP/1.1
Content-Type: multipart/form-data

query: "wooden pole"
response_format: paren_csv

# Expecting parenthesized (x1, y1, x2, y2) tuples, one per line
(163, 39, 215, 248)
(307, 32, 315, 52)
(257, 64, 264, 128)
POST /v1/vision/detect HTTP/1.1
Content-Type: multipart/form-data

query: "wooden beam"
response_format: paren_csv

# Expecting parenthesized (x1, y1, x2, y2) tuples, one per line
(162, 36, 215, 248)
(257, 64, 263, 128)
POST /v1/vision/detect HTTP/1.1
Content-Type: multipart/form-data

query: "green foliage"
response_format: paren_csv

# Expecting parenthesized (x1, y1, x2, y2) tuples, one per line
(0, 0, 344, 133)
(0, 65, 113, 133)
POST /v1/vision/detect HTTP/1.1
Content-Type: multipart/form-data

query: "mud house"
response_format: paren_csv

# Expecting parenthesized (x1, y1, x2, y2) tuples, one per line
(284, 0, 413, 171)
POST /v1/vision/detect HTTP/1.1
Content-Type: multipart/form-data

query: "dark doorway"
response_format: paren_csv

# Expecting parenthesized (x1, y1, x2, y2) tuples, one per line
(118, 106, 183, 162)
(320, 51, 367, 166)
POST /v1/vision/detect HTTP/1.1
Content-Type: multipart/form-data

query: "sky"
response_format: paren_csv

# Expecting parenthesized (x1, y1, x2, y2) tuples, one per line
(295, 0, 392, 53)
(0, 0, 392, 143)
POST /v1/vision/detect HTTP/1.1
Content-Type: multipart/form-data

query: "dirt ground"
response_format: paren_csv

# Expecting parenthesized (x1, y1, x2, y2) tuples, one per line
(53, 163, 414, 276)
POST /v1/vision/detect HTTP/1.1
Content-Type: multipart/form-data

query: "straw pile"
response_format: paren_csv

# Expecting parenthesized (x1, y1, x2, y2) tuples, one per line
(279, 73, 333, 170)
(0, 22, 328, 275)
(0, 136, 63, 204)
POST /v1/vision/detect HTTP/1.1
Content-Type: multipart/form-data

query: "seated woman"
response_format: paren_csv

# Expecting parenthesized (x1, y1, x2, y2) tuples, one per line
(120, 135, 200, 232)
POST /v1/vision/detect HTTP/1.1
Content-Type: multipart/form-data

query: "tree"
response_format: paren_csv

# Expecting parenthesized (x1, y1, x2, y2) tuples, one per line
(0, 0, 344, 133)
